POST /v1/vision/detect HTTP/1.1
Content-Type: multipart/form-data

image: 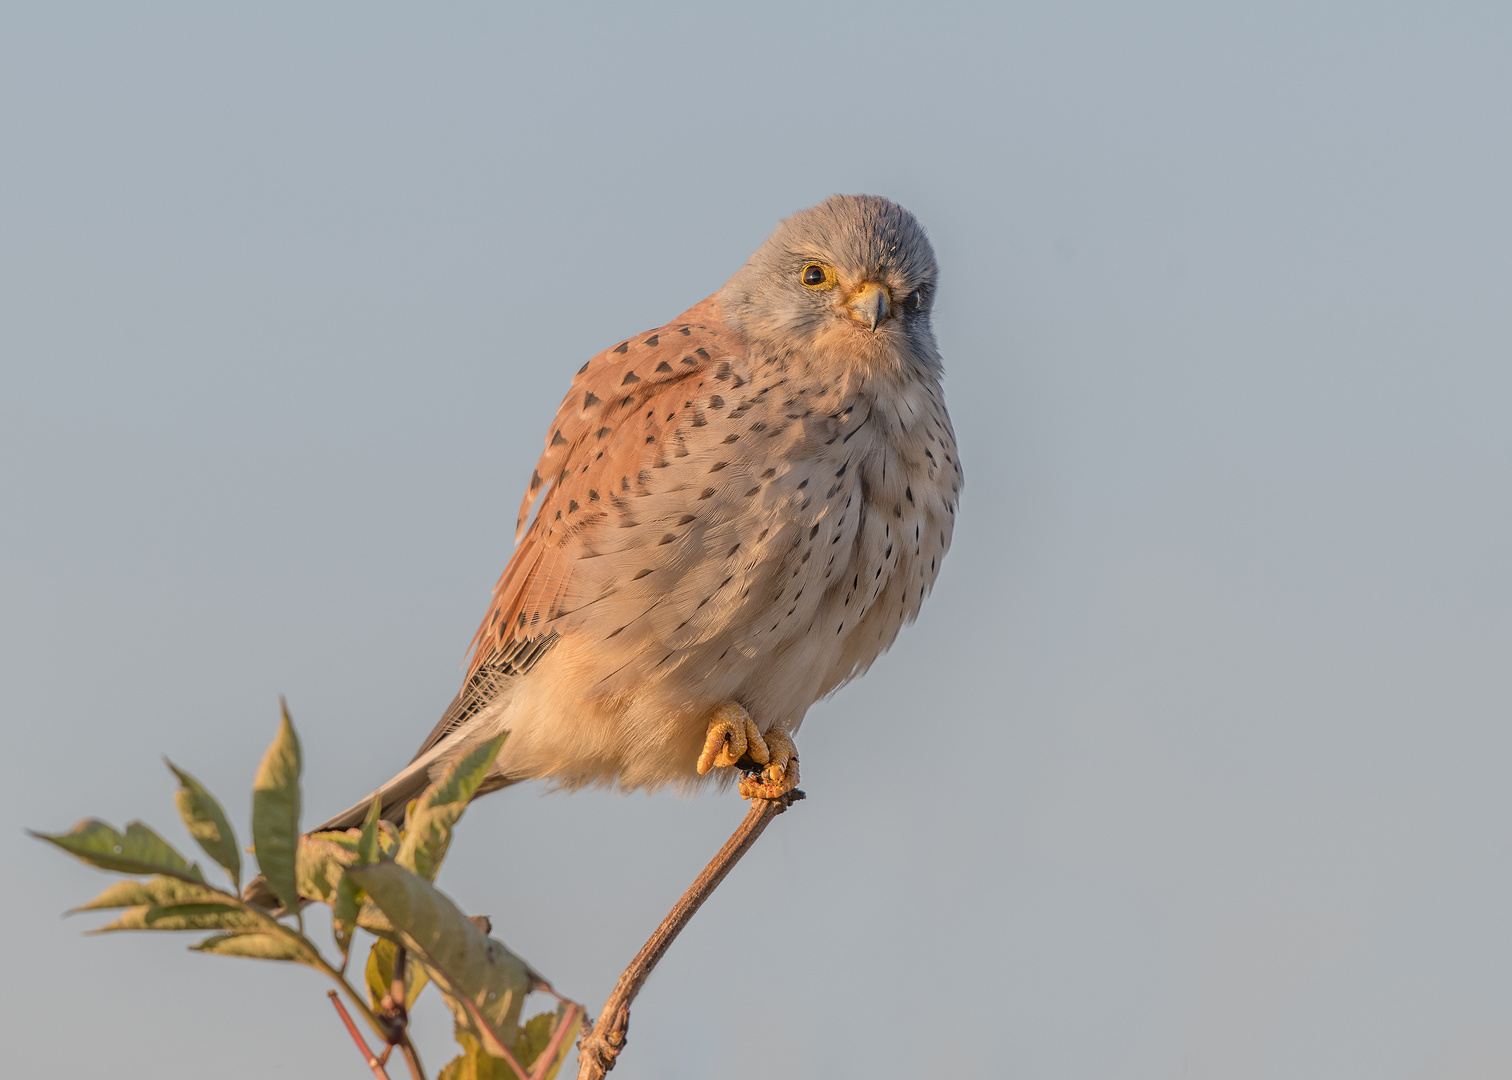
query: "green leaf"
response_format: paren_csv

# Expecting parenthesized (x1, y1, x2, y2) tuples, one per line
(333, 797, 384, 961)
(193, 931, 314, 962)
(516, 1006, 578, 1079)
(251, 703, 302, 914)
(167, 760, 242, 887)
(70, 875, 227, 913)
(90, 903, 270, 934)
(365, 938, 431, 1012)
(439, 1029, 519, 1080)
(296, 832, 358, 904)
(348, 861, 537, 1056)
(397, 733, 507, 881)
(32, 820, 204, 883)
(439, 1008, 579, 1080)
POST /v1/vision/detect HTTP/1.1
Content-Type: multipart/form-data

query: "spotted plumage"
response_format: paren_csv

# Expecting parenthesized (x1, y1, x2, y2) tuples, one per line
(316, 194, 962, 830)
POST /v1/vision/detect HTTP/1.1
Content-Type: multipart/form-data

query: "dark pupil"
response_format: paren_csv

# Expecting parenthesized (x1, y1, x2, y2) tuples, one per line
(803, 265, 825, 286)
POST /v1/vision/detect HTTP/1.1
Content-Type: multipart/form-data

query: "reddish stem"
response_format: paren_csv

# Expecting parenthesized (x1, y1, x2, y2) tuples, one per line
(328, 991, 394, 1080)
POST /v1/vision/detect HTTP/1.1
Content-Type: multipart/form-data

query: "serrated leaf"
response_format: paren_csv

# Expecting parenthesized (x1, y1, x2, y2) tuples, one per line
(70, 875, 227, 913)
(90, 903, 270, 933)
(32, 820, 205, 882)
(348, 861, 536, 1055)
(251, 703, 302, 914)
(365, 937, 431, 1012)
(167, 760, 241, 887)
(398, 733, 506, 881)
(194, 931, 314, 962)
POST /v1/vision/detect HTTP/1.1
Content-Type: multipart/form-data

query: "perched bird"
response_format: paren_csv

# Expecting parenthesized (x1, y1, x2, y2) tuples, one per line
(317, 194, 961, 831)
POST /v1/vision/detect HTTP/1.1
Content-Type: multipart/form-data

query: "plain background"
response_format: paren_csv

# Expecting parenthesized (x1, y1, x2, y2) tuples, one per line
(4, 4, 1510, 1077)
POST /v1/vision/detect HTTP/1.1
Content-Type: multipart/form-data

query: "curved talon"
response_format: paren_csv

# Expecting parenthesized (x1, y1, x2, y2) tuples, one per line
(738, 729, 798, 799)
(697, 703, 764, 775)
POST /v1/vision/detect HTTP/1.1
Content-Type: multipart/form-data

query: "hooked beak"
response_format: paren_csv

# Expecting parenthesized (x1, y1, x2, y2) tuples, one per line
(846, 281, 890, 332)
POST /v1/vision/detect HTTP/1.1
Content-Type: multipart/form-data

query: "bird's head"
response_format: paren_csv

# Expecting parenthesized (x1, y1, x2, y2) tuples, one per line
(717, 194, 941, 380)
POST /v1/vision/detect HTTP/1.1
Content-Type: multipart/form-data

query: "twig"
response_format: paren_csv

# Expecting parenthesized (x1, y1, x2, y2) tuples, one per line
(575, 790, 804, 1079)
(329, 990, 393, 1080)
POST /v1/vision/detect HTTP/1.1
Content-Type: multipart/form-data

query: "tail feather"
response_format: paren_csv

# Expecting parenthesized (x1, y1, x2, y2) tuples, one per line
(241, 657, 528, 908)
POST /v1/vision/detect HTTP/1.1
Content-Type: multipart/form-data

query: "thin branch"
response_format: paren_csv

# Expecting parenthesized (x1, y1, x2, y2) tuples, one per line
(329, 991, 393, 1080)
(575, 790, 804, 1080)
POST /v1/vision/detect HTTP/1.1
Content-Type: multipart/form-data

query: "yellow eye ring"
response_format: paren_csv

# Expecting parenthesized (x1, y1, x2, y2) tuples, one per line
(800, 262, 837, 290)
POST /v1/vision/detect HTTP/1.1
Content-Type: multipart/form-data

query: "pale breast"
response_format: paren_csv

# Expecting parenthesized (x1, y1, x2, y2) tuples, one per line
(537, 343, 959, 730)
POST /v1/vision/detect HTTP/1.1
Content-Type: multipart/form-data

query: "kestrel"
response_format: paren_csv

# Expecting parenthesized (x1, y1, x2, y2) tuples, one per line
(317, 194, 961, 830)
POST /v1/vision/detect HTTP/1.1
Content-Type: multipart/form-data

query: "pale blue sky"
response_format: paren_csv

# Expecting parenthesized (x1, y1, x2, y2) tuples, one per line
(4, 4, 1511, 1077)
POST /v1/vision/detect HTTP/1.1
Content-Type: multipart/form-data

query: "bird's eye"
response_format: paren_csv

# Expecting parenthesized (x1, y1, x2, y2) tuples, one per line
(904, 286, 928, 311)
(800, 263, 835, 290)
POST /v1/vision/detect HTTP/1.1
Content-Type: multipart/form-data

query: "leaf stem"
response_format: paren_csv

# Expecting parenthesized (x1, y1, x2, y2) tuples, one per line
(575, 791, 803, 1079)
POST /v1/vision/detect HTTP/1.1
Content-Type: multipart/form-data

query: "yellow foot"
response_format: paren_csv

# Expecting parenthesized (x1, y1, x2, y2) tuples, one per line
(696, 702, 768, 775)
(697, 703, 800, 800)
(737, 728, 798, 801)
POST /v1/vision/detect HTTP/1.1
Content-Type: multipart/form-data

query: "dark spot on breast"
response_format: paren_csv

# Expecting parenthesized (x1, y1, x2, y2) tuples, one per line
(723, 433, 740, 444)
(588, 489, 600, 501)
(743, 486, 760, 497)
(613, 342, 628, 354)
(529, 470, 543, 492)
(622, 371, 641, 385)
(695, 348, 710, 360)
(551, 430, 567, 447)
(584, 391, 602, 408)
(644, 334, 659, 346)
(796, 479, 808, 490)
(679, 326, 691, 335)
(567, 500, 580, 513)
(596, 427, 612, 439)
(676, 514, 695, 525)
(657, 533, 676, 545)
(656, 360, 673, 373)
(632, 569, 653, 581)
(577, 361, 590, 374)
(761, 468, 776, 478)
(698, 487, 716, 499)
(709, 395, 724, 408)
(681, 355, 698, 366)
(709, 461, 727, 472)
(809, 524, 821, 539)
